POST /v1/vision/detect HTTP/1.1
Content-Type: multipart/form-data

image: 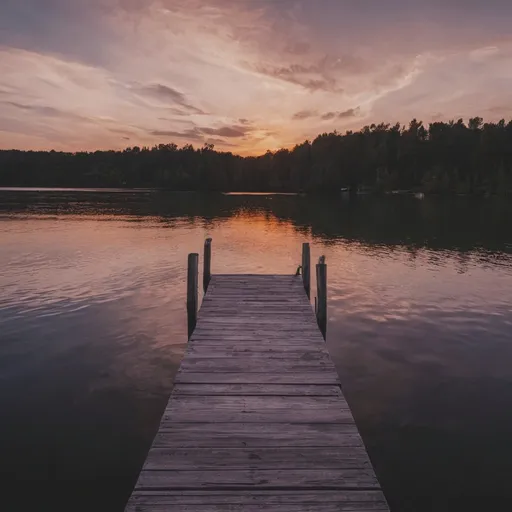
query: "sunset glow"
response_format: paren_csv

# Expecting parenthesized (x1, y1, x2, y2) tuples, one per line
(1, 0, 512, 154)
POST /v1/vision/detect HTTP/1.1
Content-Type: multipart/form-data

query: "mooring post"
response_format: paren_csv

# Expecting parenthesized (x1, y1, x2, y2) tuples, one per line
(203, 238, 212, 293)
(187, 253, 199, 339)
(316, 255, 327, 340)
(302, 242, 311, 299)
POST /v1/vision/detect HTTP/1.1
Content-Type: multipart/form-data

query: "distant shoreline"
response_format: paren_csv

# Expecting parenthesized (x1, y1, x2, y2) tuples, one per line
(0, 187, 508, 198)
(2, 119, 512, 196)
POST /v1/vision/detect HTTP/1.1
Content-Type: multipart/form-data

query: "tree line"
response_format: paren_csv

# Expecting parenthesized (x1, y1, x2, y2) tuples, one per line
(1, 118, 512, 194)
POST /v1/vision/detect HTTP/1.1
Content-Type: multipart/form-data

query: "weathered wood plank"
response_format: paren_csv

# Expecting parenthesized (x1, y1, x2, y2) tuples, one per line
(136, 469, 379, 490)
(186, 345, 326, 352)
(194, 320, 321, 327)
(191, 333, 323, 340)
(127, 501, 390, 511)
(189, 334, 326, 342)
(203, 295, 306, 298)
(172, 384, 341, 396)
(154, 423, 365, 448)
(200, 299, 310, 304)
(127, 492, 388, 511)
(207, 287, 304, 291)
(173, 384, 342, 397)
(164, 395, 349, 410)
(202, 294, 308, 298)
(186, 342, 329, 352)
(135, 468, 381, 490)
(195, 324, 320, 331)
(174, 372, 340, 385)
(130, 490, 387, 500)
(185, 346, 331, 357)
(143, 447, 371, 470)
(178, 357, 337, 373)
(201, 300, 310, 305)
(190, 334, 324, 343)
(127, 491, 388, 512)
(197, 316, 316, 321)
(163, 396, 352, 424)
(198, 312, 315, 317)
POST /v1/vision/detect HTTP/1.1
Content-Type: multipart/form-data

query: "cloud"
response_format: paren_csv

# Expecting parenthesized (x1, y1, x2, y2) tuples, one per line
(141, 84, 188, 103)
(150, 128, 202, 140)
(255, 63, 340, 93)
(293, 110, 317, 120)
(320, 108, 360, 121)
(150, 123, 252, 142)
(3, 101, 90, 121)
(134, 83, 205, 114)
(2, 0, 512, 154)
(205, 137, 237, 148)
(255, 53, 374, 93)
(320, 112, 336, 121)
(317, 108, 361, 121)
(338, 107, 360, 119)
(201, 126, 247, 137)
(370, 43, 512, 126)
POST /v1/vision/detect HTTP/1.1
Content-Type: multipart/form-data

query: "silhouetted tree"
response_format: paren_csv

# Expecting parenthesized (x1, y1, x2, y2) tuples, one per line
(1, 118, 512, 195)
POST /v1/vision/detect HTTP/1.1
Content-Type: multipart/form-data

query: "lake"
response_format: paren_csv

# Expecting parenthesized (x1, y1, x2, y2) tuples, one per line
(1, 189, 512, 511)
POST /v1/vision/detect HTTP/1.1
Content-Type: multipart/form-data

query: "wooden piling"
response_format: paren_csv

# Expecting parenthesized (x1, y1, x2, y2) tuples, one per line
(203, 238, 212, 293)
(316, 255, 327, 340)
(302, 242, 311, 299)
(187, 253, 199, 339)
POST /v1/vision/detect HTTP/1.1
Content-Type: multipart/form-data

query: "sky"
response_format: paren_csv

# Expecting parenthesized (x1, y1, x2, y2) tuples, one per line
(1, 0, 512, 155)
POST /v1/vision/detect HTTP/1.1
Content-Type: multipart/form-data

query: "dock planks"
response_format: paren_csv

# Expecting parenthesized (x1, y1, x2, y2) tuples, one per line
(125, 274, 389, 511)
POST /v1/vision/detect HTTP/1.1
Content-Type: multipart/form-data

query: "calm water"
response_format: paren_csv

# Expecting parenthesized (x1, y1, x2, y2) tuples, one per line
(1, 189, 512, 511)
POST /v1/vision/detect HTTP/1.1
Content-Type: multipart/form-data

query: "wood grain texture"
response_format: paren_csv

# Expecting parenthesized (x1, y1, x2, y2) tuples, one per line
(174, 372, 340, 385)
(154, 423, 365, 448)
(126, 491, 389, 512)
(125, 274, 389, 511)
(189, 335, 326, 343)
(187, 253, 199, 339)
(172, 384, 342, 396)
(185, 346, 331, 357)
(136, 468, 380, 490)
(162, 395, 353, 424)
(178, 357, 337, 373)
(143, 447, 371, 470)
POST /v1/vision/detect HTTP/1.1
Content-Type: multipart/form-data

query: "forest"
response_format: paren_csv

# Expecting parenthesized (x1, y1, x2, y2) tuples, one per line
(1, 118, 512, 194)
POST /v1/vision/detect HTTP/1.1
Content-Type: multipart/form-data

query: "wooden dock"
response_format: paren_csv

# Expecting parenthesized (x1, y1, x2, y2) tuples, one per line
(125, 243, 389, 511)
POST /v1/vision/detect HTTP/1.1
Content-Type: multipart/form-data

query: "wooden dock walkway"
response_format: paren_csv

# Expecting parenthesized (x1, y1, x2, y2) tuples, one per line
(126, 244, 389, 511)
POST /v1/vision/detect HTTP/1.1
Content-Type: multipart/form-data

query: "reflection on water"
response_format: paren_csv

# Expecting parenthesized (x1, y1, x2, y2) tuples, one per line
(1, 190, 512, 511)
